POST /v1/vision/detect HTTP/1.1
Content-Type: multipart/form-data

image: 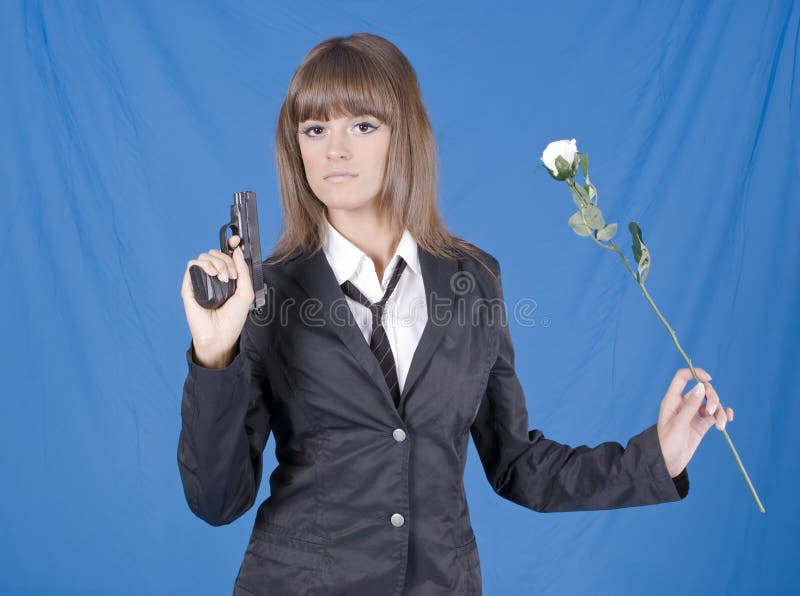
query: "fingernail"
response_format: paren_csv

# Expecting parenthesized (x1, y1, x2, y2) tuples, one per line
(693, 383, 705, 397)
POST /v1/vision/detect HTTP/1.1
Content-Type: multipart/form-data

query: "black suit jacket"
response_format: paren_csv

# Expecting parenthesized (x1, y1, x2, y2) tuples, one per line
(177, 244, 688, 596)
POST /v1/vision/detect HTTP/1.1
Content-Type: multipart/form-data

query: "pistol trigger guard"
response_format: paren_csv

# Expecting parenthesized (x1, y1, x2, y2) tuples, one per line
(219, 223, 235, 257)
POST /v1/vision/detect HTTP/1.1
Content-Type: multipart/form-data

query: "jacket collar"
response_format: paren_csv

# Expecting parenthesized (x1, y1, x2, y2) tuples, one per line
(321, 213, 422, 287)
(288, 244, 458, 413)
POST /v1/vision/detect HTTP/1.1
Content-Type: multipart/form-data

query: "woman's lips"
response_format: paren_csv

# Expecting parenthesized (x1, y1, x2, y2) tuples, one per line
(325, 174, 358, 183)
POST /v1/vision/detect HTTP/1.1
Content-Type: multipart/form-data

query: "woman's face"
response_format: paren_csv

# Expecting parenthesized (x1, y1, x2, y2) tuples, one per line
(297, 113, 391, 214)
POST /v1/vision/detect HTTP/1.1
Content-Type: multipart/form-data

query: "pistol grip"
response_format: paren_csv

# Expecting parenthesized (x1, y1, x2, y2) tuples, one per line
(189, 264, 237, 309)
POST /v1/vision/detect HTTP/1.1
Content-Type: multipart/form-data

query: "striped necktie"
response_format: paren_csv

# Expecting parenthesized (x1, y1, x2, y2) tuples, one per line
(340, 257, 407, 408)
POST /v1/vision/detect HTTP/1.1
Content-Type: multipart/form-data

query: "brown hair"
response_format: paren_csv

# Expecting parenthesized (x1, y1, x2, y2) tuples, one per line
(267, 32, 495, 280)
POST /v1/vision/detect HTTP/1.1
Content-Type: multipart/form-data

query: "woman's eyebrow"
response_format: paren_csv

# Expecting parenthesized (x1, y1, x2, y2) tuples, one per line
(299, 114, 379, 124)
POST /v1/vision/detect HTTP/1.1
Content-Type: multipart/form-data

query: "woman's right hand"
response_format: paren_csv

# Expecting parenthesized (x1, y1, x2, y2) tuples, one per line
(180, 234, 255, 368)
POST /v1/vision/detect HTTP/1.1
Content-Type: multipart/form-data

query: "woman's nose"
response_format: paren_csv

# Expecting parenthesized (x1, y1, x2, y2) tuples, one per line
(326, 130, 352, 159)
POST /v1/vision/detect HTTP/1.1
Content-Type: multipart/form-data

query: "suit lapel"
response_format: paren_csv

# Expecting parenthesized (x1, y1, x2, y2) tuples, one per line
(400, 248, 457, 404)
(290, 245, 458, 412)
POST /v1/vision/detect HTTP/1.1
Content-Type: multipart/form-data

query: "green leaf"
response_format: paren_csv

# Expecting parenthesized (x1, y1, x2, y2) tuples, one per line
(628, 221, 644, 264)
(580, 153, 588, 181)
(574, 183, 589, 203)
(638, 246, 651, 284)
(628, 221, 651, 283)
(569, 185, 585, 209)
(570, 153, 580, 177)
(541, 164, 564, 181)
(568, 211, 592, 236)
(596, 222, 618, 241)
(555, 155, 572, 178)
(569, 182, 590, 209)
(581, 204, 605, 229)
(583, 184, 597, 205)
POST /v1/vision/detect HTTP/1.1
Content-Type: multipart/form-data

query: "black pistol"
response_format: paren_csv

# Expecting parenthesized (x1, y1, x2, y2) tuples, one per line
(189, 190, 266, 313)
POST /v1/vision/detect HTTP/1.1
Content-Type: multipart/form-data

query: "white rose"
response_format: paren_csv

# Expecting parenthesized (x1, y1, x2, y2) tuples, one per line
(541, 138, 579, 179)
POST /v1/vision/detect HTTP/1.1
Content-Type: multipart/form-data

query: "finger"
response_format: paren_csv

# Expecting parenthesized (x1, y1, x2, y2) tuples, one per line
(181, 264, 194, 299)
(701, 383, 725, 429)
(705, 383, 727, 421)
(703, 382, 721, 417)
(182, 259, 216, 302)
(713, 403, 727, 430)
(197, 254, 230, 281)
(192, 256, 222, 278)
(228, 234, 241, 250)
(666, 367, 712, 399)
(208, 249, 237, 279)
(706, 383, 729, 430)
(677, 380, 706, 424)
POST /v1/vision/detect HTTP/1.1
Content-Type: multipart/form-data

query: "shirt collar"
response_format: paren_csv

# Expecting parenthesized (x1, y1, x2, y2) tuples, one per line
(322, 212, 421, 285)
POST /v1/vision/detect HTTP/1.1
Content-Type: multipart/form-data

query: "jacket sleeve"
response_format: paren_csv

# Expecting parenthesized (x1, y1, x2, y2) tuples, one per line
(469, 258, 689, 513)
(177, 319, 273, 526)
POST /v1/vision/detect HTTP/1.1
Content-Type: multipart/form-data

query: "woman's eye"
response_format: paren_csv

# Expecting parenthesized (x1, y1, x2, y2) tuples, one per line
(302, 125, 325, 137)
(301, 122, 379, 138)
(356, 122, 378, 133)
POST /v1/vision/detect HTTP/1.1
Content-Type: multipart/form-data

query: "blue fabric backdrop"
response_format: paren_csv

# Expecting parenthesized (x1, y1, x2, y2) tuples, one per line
(2, 1, 797, 594)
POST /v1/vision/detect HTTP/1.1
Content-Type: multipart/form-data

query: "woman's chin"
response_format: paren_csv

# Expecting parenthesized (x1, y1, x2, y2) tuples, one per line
(319, 196, 378, 213)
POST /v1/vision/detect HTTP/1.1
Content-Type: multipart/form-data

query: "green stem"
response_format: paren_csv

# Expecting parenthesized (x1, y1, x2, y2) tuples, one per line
(566, 178, 765, 513)
(610, 240, 765, 513)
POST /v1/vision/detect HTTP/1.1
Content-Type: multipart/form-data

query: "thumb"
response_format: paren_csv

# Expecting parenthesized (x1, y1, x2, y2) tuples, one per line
(232, 246, 254, 294)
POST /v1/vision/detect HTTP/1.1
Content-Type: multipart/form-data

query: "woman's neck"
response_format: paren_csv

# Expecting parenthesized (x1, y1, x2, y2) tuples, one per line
(326, 205, 402, 283)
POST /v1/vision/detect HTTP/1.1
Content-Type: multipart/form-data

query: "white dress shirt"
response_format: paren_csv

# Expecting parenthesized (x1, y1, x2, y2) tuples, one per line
(321, 213, 428, 395)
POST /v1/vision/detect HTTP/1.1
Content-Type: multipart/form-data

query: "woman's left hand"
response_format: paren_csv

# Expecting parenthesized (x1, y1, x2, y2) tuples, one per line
(656, 367, 734, 477)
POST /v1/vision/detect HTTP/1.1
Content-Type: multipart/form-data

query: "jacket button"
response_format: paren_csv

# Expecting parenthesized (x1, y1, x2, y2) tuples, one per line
(392, 428, 406, 442)
(390, 513, 405, 527)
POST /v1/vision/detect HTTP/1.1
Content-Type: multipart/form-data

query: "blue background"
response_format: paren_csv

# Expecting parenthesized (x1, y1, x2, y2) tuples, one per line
(2, 1, 797, 594)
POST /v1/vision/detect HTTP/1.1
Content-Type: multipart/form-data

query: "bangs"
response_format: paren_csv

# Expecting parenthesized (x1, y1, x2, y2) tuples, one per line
(290, 46, 397, 127)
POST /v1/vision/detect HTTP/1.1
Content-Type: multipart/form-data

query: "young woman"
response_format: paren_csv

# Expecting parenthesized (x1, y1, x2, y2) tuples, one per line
(178, 32, 733, 596)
